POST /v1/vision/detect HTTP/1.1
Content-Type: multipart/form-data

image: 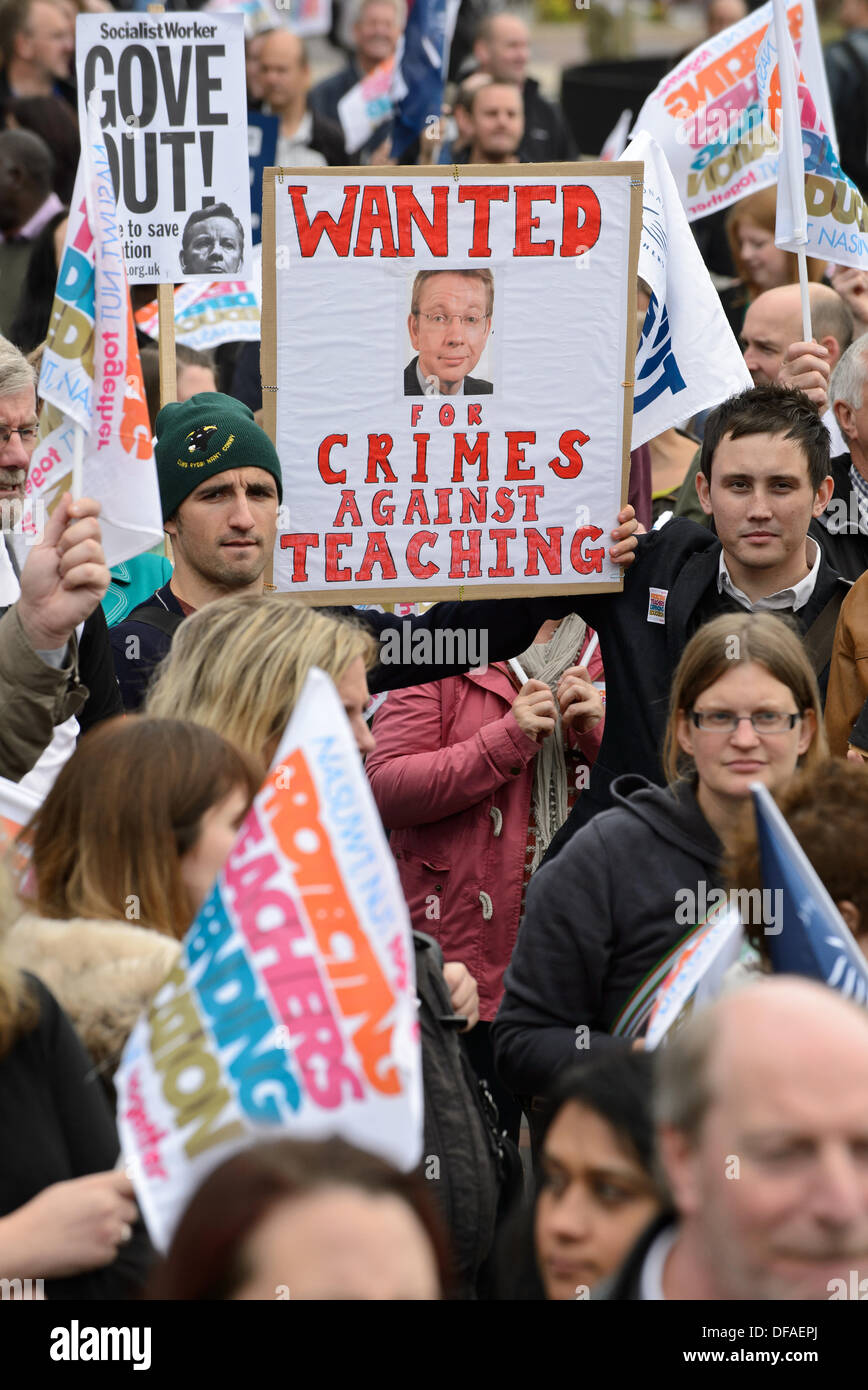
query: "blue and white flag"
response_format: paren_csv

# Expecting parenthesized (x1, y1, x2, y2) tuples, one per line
(390, 0, 459, 159)
(621, 132, 752, 450)
(752, 781, 868, 1004)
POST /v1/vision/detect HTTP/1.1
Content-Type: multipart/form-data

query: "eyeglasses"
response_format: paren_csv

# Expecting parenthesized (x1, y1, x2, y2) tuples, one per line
(415, 312, 489, 329)
(690, 710, 803, 734)
(0, 424, 38, 448)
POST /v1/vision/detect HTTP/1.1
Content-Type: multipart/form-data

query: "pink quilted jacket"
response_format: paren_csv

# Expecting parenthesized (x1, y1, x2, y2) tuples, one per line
(366, 640, 604, 1019)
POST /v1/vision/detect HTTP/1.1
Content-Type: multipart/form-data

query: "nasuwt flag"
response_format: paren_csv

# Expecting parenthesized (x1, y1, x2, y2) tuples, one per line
(752, 781, 868, 1004)
(755, 0, 868, 268)
(115, 668, 423, 1250)
(30, 101, 163, 567)
(622, 132, 752, 449)
(644, 906, 744, 1049)
(632, 0, 833, 221)
(390, 0, 459, 158)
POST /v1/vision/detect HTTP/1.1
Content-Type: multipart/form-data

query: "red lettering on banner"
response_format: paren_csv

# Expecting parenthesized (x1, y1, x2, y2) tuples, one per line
(459, 487, 487, 524)
(325, 533, 353, 581)
(570, 525, 605, 574)
(517, 484, 544, 521)
(371, 489, 395, 525)
(333, 490, 363, 526)
(525, 527, 564, 576)
(403, 489, 430, 525)
(279, 534, 319, 580)
(356, 531, 398, 582)
(467, 403, 482, 426)
(261, 755, 400, 1094)
(410, 404, 424, 428)
(407, 530, 439, 578)
(491, 488, 515, 523)
(289, 185, 360, 256)
(457, 185, 510, 257)
(449, 529, 482, 578)
(71, 197, 93, 253)
(505, 432, 536, 480)
(452, 432, 489, 483)
(561, 188, 602, 257)
(394, 184, 449, 256)
(439, 404, 455, 427)
(514, 186, 556, 256)
(488, 528, 516, 577)
(318, 434, 347, 484)
(355, 185, 398, 257)
(549, 428, 588, 478)
(411, 433, 429, 483)
(365, 434, 396, 483)
(434, 488, 452, 524)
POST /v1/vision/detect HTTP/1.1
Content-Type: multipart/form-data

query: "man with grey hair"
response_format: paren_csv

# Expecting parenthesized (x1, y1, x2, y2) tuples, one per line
(0, 336, 120, 787)
(820, 332, 868, 581)
(599, 977, 868, 1300)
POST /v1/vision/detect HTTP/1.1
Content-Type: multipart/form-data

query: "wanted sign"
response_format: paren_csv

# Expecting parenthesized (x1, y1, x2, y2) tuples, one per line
(77, 13, 252, 283)
(263, 166, 641, 602)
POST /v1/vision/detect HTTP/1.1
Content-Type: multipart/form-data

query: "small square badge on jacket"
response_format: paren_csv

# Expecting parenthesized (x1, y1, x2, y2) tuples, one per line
(647, 587, 668, 624)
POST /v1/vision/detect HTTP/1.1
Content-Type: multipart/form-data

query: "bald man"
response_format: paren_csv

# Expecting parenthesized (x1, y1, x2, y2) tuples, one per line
(675, 282, 854, 526)
(473, 12, 575, 163)
(600, 978, 868, 1300)
(259, 29, 347, 168)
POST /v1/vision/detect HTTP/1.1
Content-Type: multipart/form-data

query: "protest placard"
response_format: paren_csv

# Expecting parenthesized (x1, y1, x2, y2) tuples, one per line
(262, 165, 641, 602)
(632, 0, 833, 221)
(115, 668, 423, 1251)
(76, 12, 252, 283)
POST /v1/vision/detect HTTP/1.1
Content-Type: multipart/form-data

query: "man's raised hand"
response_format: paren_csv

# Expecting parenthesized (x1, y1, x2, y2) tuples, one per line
(17, 494, 110, 653)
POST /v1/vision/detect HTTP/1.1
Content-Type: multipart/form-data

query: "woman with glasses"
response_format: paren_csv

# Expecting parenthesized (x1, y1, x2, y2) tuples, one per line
(493, 612, 826, 1115)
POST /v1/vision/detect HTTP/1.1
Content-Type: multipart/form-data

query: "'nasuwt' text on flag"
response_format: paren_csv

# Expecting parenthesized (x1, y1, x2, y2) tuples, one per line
(622, 132, 752, 450)
(115, 668, 424, 1251)
(752, 781, 868, 1004)
(30, 108, 163, 566)
(755, 0, 868, 268)
(631, 0, 833, 222)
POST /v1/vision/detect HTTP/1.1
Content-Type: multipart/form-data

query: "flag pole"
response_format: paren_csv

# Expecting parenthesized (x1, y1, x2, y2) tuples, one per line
(797, 249, 813, 342)
(148, 3, 177, 411)
(71, 421, 83, 502)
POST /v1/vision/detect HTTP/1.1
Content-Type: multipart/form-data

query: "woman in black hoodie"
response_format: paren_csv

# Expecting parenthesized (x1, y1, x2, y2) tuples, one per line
(492, 612, 826, 1107)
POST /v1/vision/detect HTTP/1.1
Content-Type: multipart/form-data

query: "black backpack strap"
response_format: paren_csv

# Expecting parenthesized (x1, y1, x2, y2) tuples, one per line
(802, 585, 848, 678)
(130, 606, 185, 639)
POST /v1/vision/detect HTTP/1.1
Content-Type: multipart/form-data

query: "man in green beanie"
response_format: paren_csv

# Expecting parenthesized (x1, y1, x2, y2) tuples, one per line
(109, 392, 283, 708)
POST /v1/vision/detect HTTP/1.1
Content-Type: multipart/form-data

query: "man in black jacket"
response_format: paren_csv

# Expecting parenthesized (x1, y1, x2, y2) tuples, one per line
(598, 979, 868, 1300)
(544, 385, 848, 858)
(260, 29, 348, 169)
(472, 12, 576, 163)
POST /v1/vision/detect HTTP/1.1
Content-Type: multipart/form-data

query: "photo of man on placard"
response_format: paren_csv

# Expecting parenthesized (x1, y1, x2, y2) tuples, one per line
(179, 204, 245, 276)
(404, 269, 494, 396)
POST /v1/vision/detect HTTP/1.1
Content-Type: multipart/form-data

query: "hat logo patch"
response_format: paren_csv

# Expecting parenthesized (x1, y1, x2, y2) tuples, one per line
(177, 426, 236, 469)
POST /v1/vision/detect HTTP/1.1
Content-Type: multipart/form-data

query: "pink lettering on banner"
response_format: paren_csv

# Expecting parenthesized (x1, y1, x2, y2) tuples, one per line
(223, 811, 365, 1109)
(123, 1066, 170, 1180)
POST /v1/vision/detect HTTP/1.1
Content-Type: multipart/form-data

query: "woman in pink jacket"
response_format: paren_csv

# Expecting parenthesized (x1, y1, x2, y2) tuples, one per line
(366, 615, 604, 1140)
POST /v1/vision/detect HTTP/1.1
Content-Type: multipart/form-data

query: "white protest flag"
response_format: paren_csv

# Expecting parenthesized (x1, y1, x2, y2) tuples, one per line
(115, 669, 423, 1251)
(755, 0, 868, 270)
(32, 97, 163, 567)
(622, 132, 752, 450)
(337, 58, 395, 154)
(600, 108, 632, 161)
(631, 0, 833, 221)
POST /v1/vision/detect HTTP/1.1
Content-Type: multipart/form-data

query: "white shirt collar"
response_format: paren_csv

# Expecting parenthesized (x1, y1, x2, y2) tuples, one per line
(638, 1225, 679, 1300)
(716, 537, 821, 613)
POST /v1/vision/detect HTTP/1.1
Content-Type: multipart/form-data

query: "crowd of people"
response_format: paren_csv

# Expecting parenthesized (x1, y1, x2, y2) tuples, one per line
(0, 0, 867, 1307)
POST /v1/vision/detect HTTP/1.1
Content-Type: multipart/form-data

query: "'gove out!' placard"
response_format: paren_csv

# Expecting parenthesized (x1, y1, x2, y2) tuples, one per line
(263, 165, 641, 602)
(76, 13, 252, 283)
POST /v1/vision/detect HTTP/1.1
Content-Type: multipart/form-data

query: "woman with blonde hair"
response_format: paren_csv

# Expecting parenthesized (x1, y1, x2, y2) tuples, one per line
(493, 611, 826, 1113)
(145, 592, 377, 761)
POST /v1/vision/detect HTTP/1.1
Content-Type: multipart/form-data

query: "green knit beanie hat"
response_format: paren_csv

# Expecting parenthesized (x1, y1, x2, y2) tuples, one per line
(155, 392, 283, 521)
